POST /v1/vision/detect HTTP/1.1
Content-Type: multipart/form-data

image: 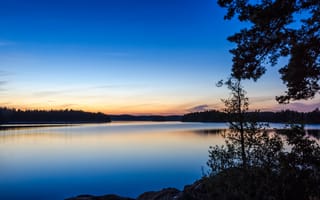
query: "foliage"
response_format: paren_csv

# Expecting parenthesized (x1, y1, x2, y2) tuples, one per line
(277, 124, 320, 199)
(205, 1, 320, 198)
(217, 0, 320, 103)
(221, 78, 250, 168)
(209, 78, 283, 170)
(182, 110, 227, 122)
(182, 109, 320, 123)
(206, 79, 320, 200)
(207, 126, 320, 199)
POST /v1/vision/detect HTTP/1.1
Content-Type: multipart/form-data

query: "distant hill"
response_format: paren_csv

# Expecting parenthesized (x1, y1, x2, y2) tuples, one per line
(109, 114, 182, 121)
(182, 109, 320, 124)
(0, 108, 111, 124)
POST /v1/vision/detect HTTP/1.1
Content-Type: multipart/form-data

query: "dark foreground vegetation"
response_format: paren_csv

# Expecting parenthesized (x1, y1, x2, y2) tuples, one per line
(0, 107, 111, 123)
(182, 109, 320, 124)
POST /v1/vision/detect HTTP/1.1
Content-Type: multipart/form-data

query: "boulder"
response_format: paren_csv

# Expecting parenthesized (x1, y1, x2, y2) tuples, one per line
(65, 194, 134, 200)
(137, 188, 181, 200)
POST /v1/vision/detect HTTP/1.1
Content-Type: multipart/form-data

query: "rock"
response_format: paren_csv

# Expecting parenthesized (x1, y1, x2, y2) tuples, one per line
(65, 180, 211, 200)
(65, 194, 134, 200)
(180, 179, 211, 200)
(137, 188, 181, 200)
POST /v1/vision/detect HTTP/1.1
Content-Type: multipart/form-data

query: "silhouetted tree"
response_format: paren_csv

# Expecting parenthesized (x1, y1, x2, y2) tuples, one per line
(209, 78, 281, 171)
(217, 0, 320, 103)
(182, 110, 227, 122)
(221, 78, 249, 168)
(203, 2, 320, 199)
(206, 81, 320, 200)
(277, 124, 320, 199)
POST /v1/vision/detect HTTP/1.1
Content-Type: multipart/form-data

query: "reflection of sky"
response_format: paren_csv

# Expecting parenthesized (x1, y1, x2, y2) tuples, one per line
(1, 122, 319, 199)
(0, 122, 225, 199)
(0, 0, 319, 114)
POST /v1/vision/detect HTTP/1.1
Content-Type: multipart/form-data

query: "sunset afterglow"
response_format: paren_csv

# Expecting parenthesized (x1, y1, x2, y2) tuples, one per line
(0, 0, 319, 114)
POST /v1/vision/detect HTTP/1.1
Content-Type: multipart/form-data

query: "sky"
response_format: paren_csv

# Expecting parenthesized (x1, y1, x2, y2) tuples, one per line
(0, 0, 319, 115)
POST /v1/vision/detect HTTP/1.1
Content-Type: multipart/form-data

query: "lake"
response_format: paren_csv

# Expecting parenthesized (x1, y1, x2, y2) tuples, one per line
(0, 122, 319, 200)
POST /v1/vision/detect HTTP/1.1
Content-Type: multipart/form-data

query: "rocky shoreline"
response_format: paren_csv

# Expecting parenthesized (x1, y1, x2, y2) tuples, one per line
(66, 179, 208, 200)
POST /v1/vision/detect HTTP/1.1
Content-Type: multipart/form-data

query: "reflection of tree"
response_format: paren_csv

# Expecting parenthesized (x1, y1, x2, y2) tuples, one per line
(0, 124, 66, 131)
(193, 129, 226, 136)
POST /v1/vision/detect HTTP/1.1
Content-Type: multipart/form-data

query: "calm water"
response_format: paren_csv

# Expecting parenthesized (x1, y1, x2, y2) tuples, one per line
(0, 122, 227, 200)
(0, 122, 319, 200)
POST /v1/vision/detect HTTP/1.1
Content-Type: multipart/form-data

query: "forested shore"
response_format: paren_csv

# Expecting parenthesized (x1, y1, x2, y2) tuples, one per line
(1, 107, 320, 124)
(182, 109, 320, 124)
(0, 107, 111, 124)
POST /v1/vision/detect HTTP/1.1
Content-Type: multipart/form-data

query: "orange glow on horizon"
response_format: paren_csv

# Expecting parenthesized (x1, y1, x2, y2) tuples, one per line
(1, 93, 319, 115)
(1, 103, 198, 115)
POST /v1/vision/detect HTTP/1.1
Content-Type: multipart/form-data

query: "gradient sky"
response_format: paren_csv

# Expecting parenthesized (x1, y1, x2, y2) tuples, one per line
(0, 0, 319, 115)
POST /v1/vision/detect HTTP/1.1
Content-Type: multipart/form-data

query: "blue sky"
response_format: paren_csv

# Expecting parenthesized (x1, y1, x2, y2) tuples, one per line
(0, 0, 319, 114)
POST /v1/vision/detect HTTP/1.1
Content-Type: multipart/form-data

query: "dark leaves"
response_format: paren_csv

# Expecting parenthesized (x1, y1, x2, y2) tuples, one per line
(218, 0, 320, 102)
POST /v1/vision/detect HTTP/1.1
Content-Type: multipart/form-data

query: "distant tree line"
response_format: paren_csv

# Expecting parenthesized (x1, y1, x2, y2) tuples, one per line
(0, 107, 111, 124)
(182, 108, 320, 124)
(109, 114, 182, 121)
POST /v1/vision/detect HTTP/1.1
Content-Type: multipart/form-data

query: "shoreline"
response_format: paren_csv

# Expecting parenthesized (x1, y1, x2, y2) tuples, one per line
(66, 179, 206, 200)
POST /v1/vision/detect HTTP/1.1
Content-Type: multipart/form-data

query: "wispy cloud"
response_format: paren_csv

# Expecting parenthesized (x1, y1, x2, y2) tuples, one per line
(34, 90, 69, 97)
(187, 104, 210, 113)
(250, 95, 275, 103)
(274, 102, 320, 112)
(0, 70, 11, 76)
(33, 84, 137, 98)
(0, 77, 8, 91)
(59, 103, 78, 108)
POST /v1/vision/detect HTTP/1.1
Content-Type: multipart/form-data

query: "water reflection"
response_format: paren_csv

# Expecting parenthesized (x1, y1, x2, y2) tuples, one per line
(0, 122, 225, 200)
(193, 129, 227, 136)
(0, 124, 70, 131)
(192, 126, 320, 140)
(0, 122, 319, 200)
